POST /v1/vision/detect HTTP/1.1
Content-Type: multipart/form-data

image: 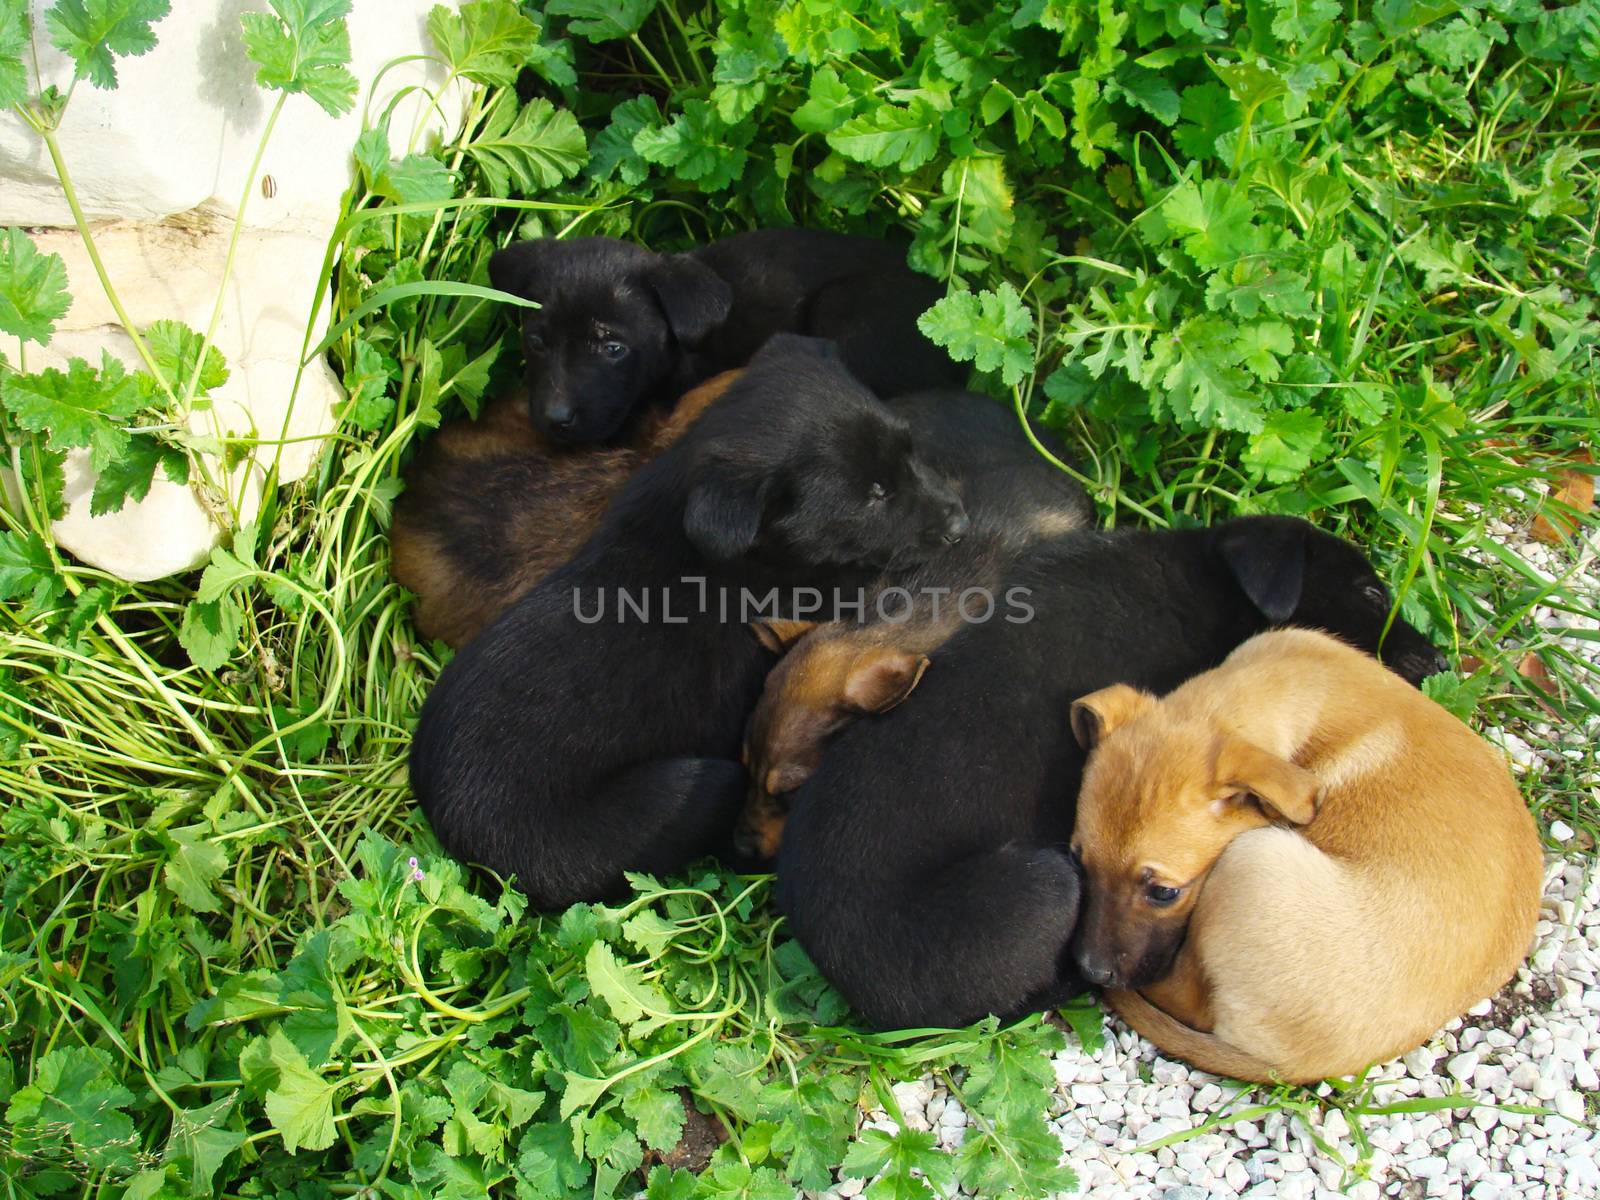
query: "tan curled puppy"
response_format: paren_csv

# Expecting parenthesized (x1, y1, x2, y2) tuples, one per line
(1069, 627, 1542, 1084)
(735, 617, 947, 861)
(391, 371, 741, 648)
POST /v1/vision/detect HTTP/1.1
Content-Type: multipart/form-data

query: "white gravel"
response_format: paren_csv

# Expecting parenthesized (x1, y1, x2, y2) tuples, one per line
(831, 507, 1599, 1199)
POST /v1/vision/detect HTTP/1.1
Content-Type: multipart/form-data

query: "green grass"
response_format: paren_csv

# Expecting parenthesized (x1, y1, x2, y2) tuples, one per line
(1, 1, 1598, 1197)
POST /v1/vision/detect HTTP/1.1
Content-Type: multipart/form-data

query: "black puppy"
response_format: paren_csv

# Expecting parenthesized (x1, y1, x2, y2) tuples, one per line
(488, 229, 963, 443)
(775, 517, 1447, 1030)
(408, 337, 967, 909)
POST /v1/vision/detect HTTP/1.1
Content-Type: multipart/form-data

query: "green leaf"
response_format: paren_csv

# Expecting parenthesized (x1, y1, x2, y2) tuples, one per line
(583, 941, 672, 1035)
(240, 0, 357, 117)
(0, 530, 65, 611)
(1157, 316, 1264, 433)
(426, 0, 538, 86)
(841, 1128, 954, 1200)
(645, 1166, 698, 1200)
(1160, 178, 1261, 269)
(0, 2, 28, 108)
(762, 1076, 855, 1190)
(955, 1117, 1077, 1199)
(163, 1096, 246, 1197)
(2, 351, 146, 469)
(634, 99, 750, 190)
(918, 284, 1033, 386)
(146, 319, 229, 395)
(1423, 667, 1491, 721)
(466, 93, 587, 195)
(162, 825, 229, 912)
(517, 1121, 592, 1199)
(45, 0, 170, 90)
(962, 1028, 1060, 1126)
(827, 97, 942, 172)
(179, 596, 244, 672)
(1054, 995, 1106, 1055)
(792, 65, 854, 133)
(0, 228, 72, 346)
(1242, 410, 1328, 482)
(261, 1031, 340, 1152)
(547, 0, 655, 41)
(339, 336, 393, 431)
(589, 94, 661, 186)
(1113, 64, 1180, 125)
(622, 1086, 685, 1153)
(89, 432, 187, 516)
(5, 1047, 137, 1171)
(1234, 320, 1294, 381)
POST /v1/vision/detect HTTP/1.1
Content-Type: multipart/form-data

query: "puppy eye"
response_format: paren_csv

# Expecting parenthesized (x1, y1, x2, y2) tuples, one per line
(600, 340, 629, 361)
(867, 482, 889, 503)
(525, 332, 546, 354)
(1146, 883, 1180, 906)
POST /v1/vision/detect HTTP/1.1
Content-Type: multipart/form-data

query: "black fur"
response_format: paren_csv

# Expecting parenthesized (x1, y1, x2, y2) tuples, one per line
(488, 229, 963, 443)
(774, 516, 1447, 1029)
(408, 337, 967, 908)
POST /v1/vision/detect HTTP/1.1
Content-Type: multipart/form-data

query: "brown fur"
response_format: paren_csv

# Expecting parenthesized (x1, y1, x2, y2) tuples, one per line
(736, 617, 950, 861)
(391, 371, 741, 647)
(1070, 628, 1543, 1083)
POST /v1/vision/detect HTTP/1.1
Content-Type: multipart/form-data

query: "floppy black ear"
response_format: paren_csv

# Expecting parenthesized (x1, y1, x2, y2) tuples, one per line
(684, 465, 771, 561)
(488, 239, 556, 299)
(1217, 518, 1308, 623)
(647, 254, 733, 349)
(753, 333, 843, 364)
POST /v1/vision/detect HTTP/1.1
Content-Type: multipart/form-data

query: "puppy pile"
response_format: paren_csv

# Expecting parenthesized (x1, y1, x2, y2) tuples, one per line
(394, 228, 1544, 1094)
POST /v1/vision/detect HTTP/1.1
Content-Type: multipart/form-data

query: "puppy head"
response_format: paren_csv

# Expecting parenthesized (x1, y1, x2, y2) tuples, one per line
(1067, 683, 1321, 991)
(744, 629, 930, 803)
(682, 336, 969, 568)
(1213, 516, 1448, 686)
(488, 237, 733, 444)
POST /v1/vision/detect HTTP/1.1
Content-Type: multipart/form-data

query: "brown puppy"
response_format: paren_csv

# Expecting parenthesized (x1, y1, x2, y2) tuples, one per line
(1069, 628, 1542, 1083)
(737, 618, 945, 860)
(391, 371, 741, 647)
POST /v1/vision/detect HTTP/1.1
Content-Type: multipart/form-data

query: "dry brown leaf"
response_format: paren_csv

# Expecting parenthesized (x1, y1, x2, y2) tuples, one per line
(1531, 450, 1595, 545)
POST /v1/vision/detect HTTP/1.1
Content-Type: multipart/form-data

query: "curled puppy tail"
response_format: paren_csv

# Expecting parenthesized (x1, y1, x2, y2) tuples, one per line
(1107, 990, 1281, 1084)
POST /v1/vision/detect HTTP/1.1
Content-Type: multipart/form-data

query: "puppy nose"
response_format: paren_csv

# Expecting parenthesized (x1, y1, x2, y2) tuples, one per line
(1077, 956, 1114, 988)
(942, 507, 970, 545)
(546, 403, 576, 431)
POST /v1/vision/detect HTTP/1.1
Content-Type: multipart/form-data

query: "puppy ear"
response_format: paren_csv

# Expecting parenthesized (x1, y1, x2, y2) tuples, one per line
(1215, 737, 1322, 826)
(488, 239, 556, 299)
(647, 254, 732, 348)
(842, 651, 931, 715)
(1216, 518, 1308, 623)
(684, 464, 770, 561)
(750, 619, 818, 654)
(1070, 684, 1156, 750)
(753, 333, 843, 363)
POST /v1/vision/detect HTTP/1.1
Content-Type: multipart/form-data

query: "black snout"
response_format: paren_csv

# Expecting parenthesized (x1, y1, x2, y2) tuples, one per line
(546, 402, 577, 431)
(942, 507, 970, 545)
(1391, 646, 1450, 687)
(1076, 954, 1115, 988)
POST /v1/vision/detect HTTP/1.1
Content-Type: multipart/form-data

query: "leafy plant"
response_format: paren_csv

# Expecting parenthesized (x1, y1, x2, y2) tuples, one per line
(0, 0, 1596, 1197)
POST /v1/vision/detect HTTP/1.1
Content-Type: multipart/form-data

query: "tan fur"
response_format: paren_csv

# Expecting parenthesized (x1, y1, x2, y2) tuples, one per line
(735, 618, 948, 860)
(390, 371, 742, 648)
(1071, 628, 1543, 1084)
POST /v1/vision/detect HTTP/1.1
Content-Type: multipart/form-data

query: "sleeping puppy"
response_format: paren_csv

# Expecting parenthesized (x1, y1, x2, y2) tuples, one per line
(488, 229, 963, 443)
(1070, 628, 1541, 1083)
(408, 337, 968, 909)
(391, 371, 740, 648)
(735, 393, 1096, 860)
(775, 517, 1450, 1030)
